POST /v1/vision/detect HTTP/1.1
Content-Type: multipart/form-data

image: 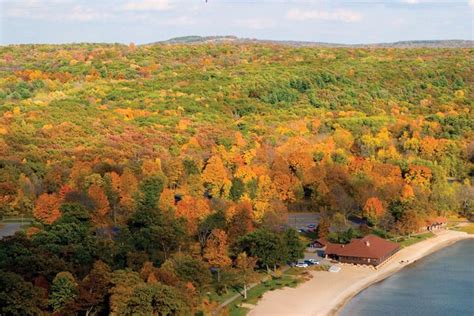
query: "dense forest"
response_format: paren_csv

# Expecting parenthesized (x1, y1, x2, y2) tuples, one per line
(0, 43, 473, 315)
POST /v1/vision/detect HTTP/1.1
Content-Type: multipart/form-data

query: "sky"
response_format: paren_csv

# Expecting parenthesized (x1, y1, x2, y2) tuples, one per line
(1, 0, 473, 45)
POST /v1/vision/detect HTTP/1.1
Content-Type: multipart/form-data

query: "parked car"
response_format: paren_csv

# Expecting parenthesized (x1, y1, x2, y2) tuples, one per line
(305, 259, 320, 265)
(307, 224, 316, 229)
(298, 228, 307, 233)
(295, 262, 308, 268)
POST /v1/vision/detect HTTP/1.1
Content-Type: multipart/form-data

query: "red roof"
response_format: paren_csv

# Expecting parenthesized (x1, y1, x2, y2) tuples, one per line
(325, 235, 399, 259)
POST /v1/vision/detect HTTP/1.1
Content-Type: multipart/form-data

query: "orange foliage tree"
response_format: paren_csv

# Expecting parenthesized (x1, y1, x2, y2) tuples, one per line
(88, 184, 110, 216)
(401, 184, 415, 201)
(396, 210, 425, 236)
(363, 197, 385, 223)
(34, 193, 61, 224)
(406, 165, 432, 188)
(175, 196, 211, 234)
(227, 202, 254, 242)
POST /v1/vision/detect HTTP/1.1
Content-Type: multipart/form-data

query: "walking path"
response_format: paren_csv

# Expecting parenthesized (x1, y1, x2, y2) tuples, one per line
(213, 265, 290, 315)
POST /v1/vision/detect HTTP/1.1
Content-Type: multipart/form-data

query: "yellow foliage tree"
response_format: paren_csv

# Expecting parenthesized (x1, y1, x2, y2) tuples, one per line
(119, 168, 138, 209)
(142, 158, 162, 177)
(201, 155, 231, 198)
(203, 229, 231, 281)
(159, 188, 176, 212)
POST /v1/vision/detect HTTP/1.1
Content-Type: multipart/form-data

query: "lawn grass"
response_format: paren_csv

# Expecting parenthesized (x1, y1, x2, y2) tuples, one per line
(283, 267, 302, 276)
(454, 223, 474, 234)
(397, 232, 435, 248)
(207, 287, 241, 304)
(229, 306, 250, 316)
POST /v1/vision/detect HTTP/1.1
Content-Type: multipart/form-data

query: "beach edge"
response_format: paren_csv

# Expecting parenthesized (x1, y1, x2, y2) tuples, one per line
(328, 232, 474, 316)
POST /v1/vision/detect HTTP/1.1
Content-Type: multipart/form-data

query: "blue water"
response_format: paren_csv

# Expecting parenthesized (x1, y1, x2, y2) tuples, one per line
(340, 239, 474, 316)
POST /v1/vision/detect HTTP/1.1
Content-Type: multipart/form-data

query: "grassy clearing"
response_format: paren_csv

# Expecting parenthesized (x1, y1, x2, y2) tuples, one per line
(396, 232, 435, 248)
(453, 223, 474, 234)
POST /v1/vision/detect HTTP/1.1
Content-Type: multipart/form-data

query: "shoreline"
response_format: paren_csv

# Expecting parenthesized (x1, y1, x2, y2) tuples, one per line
(328, 233, 473, 316)
(248, 230, 474, 316)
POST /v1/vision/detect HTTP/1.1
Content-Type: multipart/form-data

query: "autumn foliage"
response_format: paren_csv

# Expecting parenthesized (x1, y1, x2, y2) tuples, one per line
(363, 197, 385, 220)
(176, 196, 211, 234)
(203, 229, 232, 269)
(33, 193, 61, 224)
(0, 42, 472, 315)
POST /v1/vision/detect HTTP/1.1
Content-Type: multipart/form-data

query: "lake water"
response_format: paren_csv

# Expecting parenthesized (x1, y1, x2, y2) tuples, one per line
(340, 239, 474, 316)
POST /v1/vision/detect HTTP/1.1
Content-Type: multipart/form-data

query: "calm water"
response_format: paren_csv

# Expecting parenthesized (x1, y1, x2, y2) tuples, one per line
(340, 239, 474, 316)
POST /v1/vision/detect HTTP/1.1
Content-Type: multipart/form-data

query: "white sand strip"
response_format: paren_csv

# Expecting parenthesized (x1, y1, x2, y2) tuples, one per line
(249, 230, 474, 316)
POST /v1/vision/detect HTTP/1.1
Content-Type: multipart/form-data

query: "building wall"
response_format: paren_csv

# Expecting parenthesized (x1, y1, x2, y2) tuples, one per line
(329, 247, 400, 266)
(338, 256, 378, 266)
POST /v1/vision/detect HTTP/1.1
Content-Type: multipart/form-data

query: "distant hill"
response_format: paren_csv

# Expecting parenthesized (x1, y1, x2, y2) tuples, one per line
(149, 36, 473, 48)
(365, 40, 474, 48)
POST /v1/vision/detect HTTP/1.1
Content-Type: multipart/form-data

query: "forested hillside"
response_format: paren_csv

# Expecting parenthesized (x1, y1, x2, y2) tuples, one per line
(0, 43, 473, 314)
(155, 36, 474, 48)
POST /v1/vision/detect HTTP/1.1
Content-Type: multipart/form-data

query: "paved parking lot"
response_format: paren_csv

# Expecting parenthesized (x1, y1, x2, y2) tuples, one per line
(287, 213, 320, 230)
(288, 213, 363, 232)
(0, 223, 23, 239)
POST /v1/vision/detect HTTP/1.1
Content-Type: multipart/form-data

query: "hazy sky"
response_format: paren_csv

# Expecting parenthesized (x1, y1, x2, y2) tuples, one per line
(1, 0, 473, 45)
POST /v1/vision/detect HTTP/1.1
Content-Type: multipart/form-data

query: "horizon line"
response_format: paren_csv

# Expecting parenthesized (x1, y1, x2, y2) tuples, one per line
(1, 35, 473, 47)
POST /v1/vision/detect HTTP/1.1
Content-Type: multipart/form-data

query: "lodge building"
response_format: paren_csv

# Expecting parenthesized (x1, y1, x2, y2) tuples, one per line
(316, 235, 400, 266)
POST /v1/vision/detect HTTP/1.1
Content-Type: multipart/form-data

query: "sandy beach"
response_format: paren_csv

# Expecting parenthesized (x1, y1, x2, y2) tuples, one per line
(248, 230, 474, 316)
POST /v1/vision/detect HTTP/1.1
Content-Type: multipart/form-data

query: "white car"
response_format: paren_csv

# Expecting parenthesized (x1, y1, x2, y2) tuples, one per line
(305, 259, 320, 265)
(295, 262, 309, 268)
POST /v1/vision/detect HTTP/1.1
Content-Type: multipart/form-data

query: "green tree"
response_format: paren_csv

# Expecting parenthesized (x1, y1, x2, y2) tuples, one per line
(0, 271, 46, 315)
(50, 271, 78, 312)
(109, 269, 144, 315)
(171, 254, 212, 292)
(125, 283, 189, 315)
(229, 177, 245, 201)
(136, 175, 166, 211)
(283, 228, 304, 263)
(235, 229, 288, 272)
(128, 208, 187, 262)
